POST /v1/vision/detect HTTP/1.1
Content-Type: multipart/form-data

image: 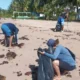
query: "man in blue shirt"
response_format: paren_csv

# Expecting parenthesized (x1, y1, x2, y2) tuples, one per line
(55, 11, 69, 32)
(1, 23, 19, 48)
(39, 39, 76, 80)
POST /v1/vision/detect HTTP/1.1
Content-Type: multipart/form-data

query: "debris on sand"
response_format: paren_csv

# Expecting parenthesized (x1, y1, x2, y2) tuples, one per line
(16, 63, 18, 66)
(37, 38, 40, 39)
(66, 72, 72, 78)
(25, 66, 38, 80)
(0, 39, 3, 42)
(25, 70, 37, 76)
(79, 67, 80, 76)
(0, 75, 6, 80)
(0, 61, 8, 65)
(19, 36, 29, 40)
(34, 49, 38, 51)
(63, 34, 73, 37)
(71, 38, 77, 40)
(29, 27, 32, 29)
(0, 54, 5, 58)
(41, 38, 44, 40)
(54, 35, 62, 37)
(6, 51, 17, 60)
(17, 71, 22, 76)
(13, 71, 22, 76)
(17, 43, 24, 48)
(43, 42, 46, 44)
(25, 72, 32, 76)
(12, 43, 24, 48)
(0, 39, 4, 45)
(64, 30, 72, 33)
(62, 37, 68, 40)
(19, 54, 22, 56)
(66, 74, 72, 77)
(76, 32, 80, 36)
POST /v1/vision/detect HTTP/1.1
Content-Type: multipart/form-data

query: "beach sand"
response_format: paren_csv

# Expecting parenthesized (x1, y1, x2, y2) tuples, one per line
(0, 18, 80, 80)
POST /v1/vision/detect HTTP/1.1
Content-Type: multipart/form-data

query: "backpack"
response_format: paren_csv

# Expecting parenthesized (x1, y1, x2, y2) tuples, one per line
(65, 47, 76, 60)
(56, 24, 62, 31)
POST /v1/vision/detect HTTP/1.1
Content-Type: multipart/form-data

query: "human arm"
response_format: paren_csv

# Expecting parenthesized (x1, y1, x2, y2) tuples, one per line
(9, 35, 13, 48)
(39, 46, 61, 60)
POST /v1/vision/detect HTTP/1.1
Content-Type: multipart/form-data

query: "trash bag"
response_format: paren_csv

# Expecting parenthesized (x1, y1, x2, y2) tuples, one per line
(37, 48, 54, 80)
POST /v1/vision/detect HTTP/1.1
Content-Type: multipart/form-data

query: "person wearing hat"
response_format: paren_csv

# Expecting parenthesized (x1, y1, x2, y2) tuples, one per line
(39, 39, 76, 80)
(1, 23, 19, 48)
(55, 10, 69, 32)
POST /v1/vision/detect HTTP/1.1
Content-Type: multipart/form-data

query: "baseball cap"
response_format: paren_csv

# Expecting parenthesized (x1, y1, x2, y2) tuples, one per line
(47, 39, 55, 47)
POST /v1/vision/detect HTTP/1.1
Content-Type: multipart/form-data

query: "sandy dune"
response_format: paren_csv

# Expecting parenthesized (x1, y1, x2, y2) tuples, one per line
(0, 18, 80, 80)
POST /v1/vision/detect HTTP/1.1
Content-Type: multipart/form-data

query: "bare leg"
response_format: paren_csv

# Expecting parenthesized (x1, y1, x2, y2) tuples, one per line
(53, 60, 61, 80)
(9, 35, 13, 48)
(61, 26, 64, 31)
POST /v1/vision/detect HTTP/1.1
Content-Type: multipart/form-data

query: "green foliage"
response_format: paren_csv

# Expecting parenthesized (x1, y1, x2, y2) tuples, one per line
(69, 11, 77, 21)
(0, 0, 80, 20)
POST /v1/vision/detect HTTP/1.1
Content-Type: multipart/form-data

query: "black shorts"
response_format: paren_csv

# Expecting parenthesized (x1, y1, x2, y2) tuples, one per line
(59, 60, 76, 71)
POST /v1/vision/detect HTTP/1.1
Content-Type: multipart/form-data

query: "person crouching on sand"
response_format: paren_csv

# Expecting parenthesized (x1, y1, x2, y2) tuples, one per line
(1, 23, 19, 48)
(55, 9, 69, 32)
(39, 39, 76, 80)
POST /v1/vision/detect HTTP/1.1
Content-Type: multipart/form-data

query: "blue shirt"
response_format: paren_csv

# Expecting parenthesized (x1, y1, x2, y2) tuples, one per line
(44, 45, 76, 66)
(57, 16, 64, 26)
(3, 23, 18, 32)
(1, 23, 18, 35)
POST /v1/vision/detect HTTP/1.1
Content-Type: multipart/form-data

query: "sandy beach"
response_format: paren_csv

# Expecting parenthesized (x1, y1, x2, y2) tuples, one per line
(0, 18, 80, 80)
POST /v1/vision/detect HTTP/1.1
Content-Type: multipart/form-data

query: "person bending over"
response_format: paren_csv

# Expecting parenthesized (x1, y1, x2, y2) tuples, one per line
(39, 39, 76, 80)
(1, 23, 19, 48)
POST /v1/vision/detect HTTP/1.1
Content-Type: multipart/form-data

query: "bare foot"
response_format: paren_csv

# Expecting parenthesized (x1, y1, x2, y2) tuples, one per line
(53, 76, 61, 80)
(8, 46, 13, 49)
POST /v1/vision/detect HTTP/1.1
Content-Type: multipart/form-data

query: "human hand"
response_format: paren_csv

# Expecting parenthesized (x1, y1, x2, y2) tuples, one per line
(38, 51, 45, 55)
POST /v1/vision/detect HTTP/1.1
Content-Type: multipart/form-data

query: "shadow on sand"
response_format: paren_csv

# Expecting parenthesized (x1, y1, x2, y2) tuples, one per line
(50, 28, 55, 32)
(25, 65, 38, 80)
